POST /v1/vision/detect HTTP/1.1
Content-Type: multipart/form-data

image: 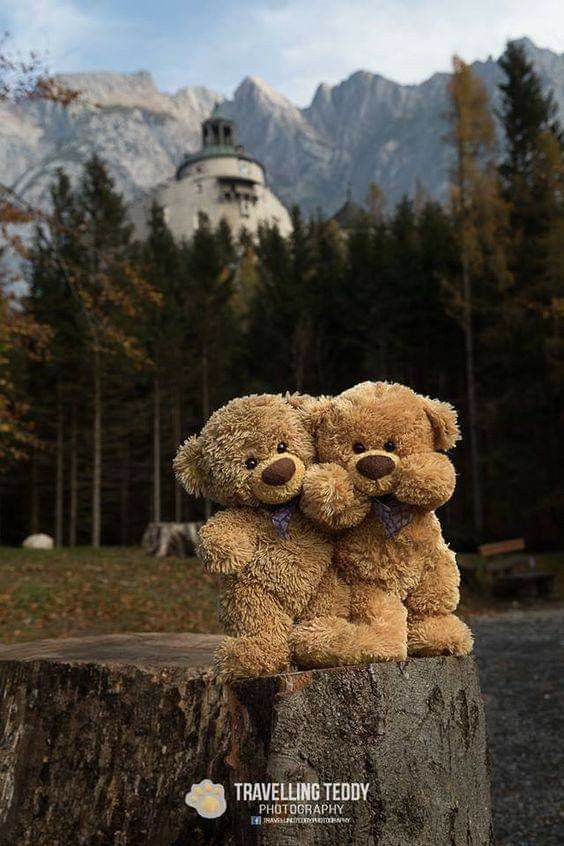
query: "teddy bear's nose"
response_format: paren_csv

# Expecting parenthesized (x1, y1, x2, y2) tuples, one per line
(356, 454, 395, 480)
(261, 457, 296, 486)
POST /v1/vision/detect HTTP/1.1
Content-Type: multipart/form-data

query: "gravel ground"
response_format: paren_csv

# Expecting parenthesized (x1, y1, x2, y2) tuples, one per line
(472, 609, 563, 845)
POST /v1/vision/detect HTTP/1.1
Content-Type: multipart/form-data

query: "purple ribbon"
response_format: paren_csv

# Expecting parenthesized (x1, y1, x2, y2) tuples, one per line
(371, 496, 416, 538)
(270, 497, 299, 539)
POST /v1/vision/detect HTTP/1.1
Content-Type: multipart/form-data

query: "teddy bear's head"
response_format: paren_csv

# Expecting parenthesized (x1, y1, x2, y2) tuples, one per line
(174, 393, 317, 507)
(302, 381, 460, 507)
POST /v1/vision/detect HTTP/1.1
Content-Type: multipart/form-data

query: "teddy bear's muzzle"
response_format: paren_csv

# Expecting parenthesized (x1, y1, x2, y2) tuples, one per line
(251, 454, 306, 505)
(261, 457, 296, 486)
(356, 454, 395, 480)
(351, 450, 400, 496)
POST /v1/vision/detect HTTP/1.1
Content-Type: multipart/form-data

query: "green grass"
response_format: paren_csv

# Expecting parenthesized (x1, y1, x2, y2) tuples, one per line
(0, 547, 562, 645)
(0, 547, 220, 645)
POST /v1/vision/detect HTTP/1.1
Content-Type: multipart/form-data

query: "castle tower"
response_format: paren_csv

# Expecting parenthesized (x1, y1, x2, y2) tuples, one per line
(129, 104, 292, 241)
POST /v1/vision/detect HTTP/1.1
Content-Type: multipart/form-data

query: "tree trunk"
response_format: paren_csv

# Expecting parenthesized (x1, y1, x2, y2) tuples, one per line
(462, 259, 484, 537)
(172, 392, 182, 522)
(92, 349, 102, 547)
(120, 439, 130, 547)
(153, 375, 161, 523)
(0, 634, 492, 846)
(68, 402, 78, 547)
(30, 450, 40, 535)
(141, 521, 201, 557)
(55, 377, 64, 548)
(201, 341, 211, 520)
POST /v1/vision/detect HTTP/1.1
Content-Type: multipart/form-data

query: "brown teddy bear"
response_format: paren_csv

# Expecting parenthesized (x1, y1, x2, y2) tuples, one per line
(292, 381, 473, 667)
(173, 393, 334, 681)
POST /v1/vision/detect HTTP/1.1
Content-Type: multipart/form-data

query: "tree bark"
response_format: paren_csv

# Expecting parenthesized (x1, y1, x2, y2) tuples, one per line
(153, 375, 161, 523)
(92, 349, 102, 548)
(120, 439, 130, 547)
(141, 521, 201, 557)
(55, 376, 64, 548)
(68, 401, 78, 547)
(172, 393, 182, 522)
(30, 450, 40, 535)
(0, 634, 492, 846)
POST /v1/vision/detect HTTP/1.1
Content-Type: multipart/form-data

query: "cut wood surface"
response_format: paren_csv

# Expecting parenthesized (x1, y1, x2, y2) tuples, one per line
(0, 633, 492, 845)
(141, 521, 202, 557)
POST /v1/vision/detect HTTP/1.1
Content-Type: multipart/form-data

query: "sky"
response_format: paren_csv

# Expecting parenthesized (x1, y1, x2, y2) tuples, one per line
(1, 0, 563, 105)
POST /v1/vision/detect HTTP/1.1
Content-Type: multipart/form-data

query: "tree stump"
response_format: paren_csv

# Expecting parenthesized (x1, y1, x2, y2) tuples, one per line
(0, 634, 492, 845)
(141, 522, 202, 557)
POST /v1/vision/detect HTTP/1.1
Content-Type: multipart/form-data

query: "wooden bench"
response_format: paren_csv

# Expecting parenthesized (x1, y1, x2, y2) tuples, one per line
(475, 538, 554, 599)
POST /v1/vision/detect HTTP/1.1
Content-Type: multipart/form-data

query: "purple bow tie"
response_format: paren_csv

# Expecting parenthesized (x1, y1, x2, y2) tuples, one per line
(270, 497, 299, 539)
(371, 496, 416, 538)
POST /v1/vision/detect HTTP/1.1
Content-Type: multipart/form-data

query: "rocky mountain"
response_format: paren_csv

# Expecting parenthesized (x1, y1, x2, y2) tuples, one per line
(0, 38, 562, 216)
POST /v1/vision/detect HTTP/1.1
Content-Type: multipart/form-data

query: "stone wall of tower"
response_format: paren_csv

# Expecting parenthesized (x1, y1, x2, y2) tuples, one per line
(129, 153, 292, 242)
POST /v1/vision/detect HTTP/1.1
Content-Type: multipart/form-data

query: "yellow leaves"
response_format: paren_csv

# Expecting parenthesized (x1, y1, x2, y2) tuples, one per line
(445, 53, 512, 310)
(1, 34, 80, 107)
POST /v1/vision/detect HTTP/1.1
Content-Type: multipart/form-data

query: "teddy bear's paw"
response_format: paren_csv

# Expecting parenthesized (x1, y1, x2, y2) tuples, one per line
(360, 625, 408, 663)
(291, 617, 406, 668)
(408, 614, 474, 657)
(214, 635, 291, 681)
(185, 780, 226, 819)
(301, 464, 370, 530)
(291, 617, 353, 668)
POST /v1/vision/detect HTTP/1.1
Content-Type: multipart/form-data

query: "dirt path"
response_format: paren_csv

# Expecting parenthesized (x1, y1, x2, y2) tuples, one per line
(472, 609, 563, 845)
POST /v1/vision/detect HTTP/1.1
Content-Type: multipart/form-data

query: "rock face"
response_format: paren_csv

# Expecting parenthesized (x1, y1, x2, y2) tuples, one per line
(21, 533, 54, 549)
(0, 38, 562, 215)
(0, 633, 492, 845)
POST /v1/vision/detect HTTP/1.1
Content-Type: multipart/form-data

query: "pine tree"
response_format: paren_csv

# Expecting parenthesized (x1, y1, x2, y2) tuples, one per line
(446, 56, 512, 538)
(498, 40, 563, 282)
(495, 42, 564, 540)
(76, 154, 159, 545)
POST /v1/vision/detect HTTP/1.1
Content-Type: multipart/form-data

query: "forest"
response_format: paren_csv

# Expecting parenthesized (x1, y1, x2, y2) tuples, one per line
(1, 42, 562, 550)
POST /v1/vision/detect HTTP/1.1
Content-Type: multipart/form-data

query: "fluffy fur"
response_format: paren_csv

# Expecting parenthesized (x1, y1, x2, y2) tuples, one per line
(173, 393, 332, 681)
(293, 381, 473, 667)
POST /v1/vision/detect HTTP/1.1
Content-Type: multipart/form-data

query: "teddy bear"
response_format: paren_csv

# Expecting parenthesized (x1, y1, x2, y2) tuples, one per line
(173, 392, 336, 681)
(291, 381, 473, 667)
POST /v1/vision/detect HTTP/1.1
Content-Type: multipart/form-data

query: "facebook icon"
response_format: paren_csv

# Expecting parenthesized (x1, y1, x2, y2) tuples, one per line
(251, 816, 262, 825)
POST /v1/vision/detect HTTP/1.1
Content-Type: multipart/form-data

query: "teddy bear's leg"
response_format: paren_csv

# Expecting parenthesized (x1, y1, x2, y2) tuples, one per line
(291, 568, 359, 668)
(406, 545, 460, 619)
(405, 545, 473, 656)
(350, 583, 408, 661)
(407, 613, 473, 656)
(215, 582, 293, 681)
(292, 577, 408, 668)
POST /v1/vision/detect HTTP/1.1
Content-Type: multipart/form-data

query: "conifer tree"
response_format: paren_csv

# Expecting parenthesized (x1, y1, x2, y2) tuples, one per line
(446, 56, 511, 537)
(76, 154, 159, 545)
(498, 40, 563, 283)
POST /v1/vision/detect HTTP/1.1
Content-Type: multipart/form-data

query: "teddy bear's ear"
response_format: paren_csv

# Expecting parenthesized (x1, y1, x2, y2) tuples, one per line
(285, 392, 333, 435)
(423, 397, 461, 451)
(173, 436, 206, 497)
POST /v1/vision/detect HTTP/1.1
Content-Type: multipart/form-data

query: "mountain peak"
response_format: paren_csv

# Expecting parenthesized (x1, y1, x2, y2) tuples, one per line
(235, 75, 295, 110)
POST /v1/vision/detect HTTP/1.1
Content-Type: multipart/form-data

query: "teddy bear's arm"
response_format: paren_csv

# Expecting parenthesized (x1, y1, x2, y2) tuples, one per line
(300, 463, 371, 532)
(405, 544, 460, 618)
(197, 508, 258, 575)
(393, 453, 456, 511)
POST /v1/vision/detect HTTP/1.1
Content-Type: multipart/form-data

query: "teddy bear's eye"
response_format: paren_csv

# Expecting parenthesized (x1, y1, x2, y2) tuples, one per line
(277, 442, 287, 453)
(384, 440, 396, 452)
(245, 457, 257, 470)
(353, 442, 366, 454)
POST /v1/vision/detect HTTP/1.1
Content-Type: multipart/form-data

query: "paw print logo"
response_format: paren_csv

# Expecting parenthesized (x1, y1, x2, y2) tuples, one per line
(185, 780, 227, 819)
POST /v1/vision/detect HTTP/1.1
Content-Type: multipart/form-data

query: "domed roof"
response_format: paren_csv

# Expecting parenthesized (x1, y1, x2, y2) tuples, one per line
(331, 197, 366, 230)
(176, 104, 263, 181)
